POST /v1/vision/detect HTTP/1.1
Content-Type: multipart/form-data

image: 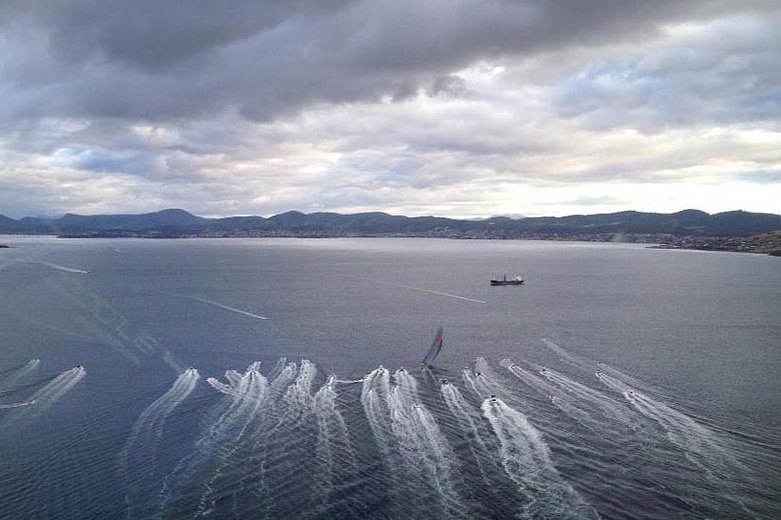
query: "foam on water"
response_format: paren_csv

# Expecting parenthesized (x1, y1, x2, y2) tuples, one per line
(118, 368, 200, 519)
(11, 354, 764, 520)
(482, 396, 599, 519)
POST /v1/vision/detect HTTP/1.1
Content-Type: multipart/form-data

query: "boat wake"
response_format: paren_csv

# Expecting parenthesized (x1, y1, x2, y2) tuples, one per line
(0, 366, 86, 430)
(33, 261, 89, 274)
(187, 295, 268, 320)
(0, 400, 37, 409)
(119, 368, 200, 519)
(374, 280, 487, 304)
(482, 396, 599, 519)
(29, 366, 86, 410)
(0, 359, 40, 390)
(103, 353, 776, 520)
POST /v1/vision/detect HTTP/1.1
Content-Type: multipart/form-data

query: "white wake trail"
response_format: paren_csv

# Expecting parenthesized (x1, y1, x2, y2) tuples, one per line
(441, 382, 494, 487)
(253, 360, 299, 448)
(482, 397, 552, 478)
(500, 360, 589, 423)
(539, 338, 597, 371)
(501, 358, 558, 396)
(595, 371, 634, 399)
(270, 361, 298, 397)
(189, 296, 268, 320)
(122, 368, 200, 455)
(538, 367, 633, 427)
(361, 367, 394, 455)
(0, 247, 51, 273)
(388, 369, 467, 518)
(119, 368, 200, 519)
(375, 280, 487, 304)
(33, 261, 89, 274)
(1, 359, 40, 389)
(0, 400, 36, 409)
(462, 368, 487, 398)
(280, 360, 316, 423)
(225, 360, 297, 508)
(597, 372, 728, 462)
(461, 361, 503, 400)
(441, 383, 485, 447)
(28, 366, 86, 411)
(1, 366, 86, 430)
(359, 367, 413, 518)
(160, 363, 268, 513)
(198, 359, 323, 518)
(259, 361, 310, 438)
(205, 377, 237, 396)
(206, 363, 269, 446)
(195, 363, 271, 517)
(482, 397, 599, 519)
(313, 375, 356, 505)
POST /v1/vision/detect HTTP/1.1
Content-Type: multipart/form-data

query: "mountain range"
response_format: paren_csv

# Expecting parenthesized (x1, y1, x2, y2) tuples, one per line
(1, 208, 780, 240)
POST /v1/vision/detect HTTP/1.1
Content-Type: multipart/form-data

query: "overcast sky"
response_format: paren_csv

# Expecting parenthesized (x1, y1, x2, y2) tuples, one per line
(1, 0, 779, 219)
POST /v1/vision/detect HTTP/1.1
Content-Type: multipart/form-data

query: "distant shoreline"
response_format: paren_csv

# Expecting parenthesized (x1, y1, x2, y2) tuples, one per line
(2, 208, 780, 240)
(2, 233, 780, 257)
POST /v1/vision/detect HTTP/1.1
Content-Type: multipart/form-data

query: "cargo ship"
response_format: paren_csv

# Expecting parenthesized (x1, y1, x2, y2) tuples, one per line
(490, 275, 524, 286)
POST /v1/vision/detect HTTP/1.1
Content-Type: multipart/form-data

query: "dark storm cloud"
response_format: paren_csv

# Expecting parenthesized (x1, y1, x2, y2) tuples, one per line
(1, 0, 776, 123)
(0, 0, 354, 69)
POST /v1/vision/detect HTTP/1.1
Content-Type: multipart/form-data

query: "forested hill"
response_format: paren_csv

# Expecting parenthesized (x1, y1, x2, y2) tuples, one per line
(1, 208, 780, 240)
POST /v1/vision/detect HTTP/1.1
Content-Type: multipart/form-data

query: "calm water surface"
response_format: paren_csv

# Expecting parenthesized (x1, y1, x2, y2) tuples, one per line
(0, 237, 779, 519)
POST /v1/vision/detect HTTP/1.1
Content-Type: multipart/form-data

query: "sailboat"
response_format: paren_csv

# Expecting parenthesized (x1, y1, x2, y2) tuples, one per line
(420, 327, 443, 368)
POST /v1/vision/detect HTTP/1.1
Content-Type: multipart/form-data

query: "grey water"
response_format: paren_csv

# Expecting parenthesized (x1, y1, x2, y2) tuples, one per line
(0, 237, 779, 519)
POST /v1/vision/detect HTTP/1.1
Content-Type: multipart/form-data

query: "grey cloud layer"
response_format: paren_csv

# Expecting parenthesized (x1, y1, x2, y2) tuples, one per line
(553, 14, 781, 131)
(2, 0, 776, 123)
(1, 0, 779, 219)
